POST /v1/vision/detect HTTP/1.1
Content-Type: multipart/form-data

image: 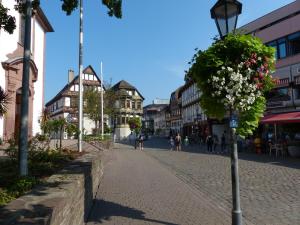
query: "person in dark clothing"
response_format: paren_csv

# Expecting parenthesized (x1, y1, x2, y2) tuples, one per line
(213, 134, 219, 152)
(221, 131, 226, 153)
(175, 133, 181, 151)
(206, 134, 213, 152)
(138, 133, 144, 150)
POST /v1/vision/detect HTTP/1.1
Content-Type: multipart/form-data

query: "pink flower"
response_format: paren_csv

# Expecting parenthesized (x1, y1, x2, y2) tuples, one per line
(251, 59, 257, 64)
(251, 53, 257, 59)
(245, 61, 251, 67)
(256, 83, 263, 89)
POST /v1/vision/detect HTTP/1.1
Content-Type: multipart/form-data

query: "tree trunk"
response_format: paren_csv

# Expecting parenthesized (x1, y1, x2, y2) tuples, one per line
(59, 127, 63, 150)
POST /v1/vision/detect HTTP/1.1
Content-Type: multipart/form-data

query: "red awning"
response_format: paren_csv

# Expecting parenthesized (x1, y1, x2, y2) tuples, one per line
(261, 112, 300, 124)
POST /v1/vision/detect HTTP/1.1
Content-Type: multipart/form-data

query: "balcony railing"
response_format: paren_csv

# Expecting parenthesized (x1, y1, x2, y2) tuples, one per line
(275, 78, 289, 88)
(117, 108, 143, 114)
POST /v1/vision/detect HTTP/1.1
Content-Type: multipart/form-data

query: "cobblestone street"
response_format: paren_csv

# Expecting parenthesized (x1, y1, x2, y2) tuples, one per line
(88, 137, 300, 225)
(144, 137, 300, 225)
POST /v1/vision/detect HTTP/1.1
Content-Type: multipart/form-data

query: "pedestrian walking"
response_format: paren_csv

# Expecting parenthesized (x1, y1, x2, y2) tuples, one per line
(175, 133, 181, 151)
(184, 136, 189, 147)
(221, 131, 226, 153)
(134, 133, 138, 149)
(213, 134, 219, 153)
(138, 133, 144, 150)
(129, 132, 134, 145)
(206, 134, 213, 152)
(169, 136, 175, 150)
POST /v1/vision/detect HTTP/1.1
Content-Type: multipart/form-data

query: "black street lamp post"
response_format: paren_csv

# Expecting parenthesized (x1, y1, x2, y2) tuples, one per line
(210, 1, 243, 225)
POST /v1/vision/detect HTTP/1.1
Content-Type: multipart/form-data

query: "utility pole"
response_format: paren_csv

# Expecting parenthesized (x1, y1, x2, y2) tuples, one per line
(19, 0, 32, 176)
(78, 0, 84, 152)
(101, 62, 104, 138)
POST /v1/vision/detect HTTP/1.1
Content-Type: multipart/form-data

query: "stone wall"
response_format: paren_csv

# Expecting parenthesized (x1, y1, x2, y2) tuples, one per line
(0, 147, 103, 225)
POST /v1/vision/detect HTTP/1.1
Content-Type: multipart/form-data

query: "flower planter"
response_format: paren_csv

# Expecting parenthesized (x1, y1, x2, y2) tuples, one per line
(288, 146, 300, 157)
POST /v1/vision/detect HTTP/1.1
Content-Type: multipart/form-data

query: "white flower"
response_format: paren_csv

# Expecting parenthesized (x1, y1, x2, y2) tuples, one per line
(227, 67, 233, 72)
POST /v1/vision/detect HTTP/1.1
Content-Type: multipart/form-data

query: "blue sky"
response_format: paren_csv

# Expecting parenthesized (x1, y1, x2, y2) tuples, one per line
(41, 0, 294, 105)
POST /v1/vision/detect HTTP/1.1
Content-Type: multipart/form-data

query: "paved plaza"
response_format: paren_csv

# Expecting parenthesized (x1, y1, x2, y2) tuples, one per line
(88, 137, 300, 225)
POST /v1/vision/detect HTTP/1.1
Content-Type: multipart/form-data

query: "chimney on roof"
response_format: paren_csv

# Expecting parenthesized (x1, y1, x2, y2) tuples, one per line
(68, 69, 74, 83)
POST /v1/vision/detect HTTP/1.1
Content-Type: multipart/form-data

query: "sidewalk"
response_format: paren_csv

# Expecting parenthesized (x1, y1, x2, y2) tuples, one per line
(87, 143, 252, 225)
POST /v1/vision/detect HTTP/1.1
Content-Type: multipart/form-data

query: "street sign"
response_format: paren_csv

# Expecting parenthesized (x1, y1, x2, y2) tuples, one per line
(230, 114, 238, 128)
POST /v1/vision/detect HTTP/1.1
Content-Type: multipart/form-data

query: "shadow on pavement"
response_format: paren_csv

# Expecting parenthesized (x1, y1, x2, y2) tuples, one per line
(87, 199, 180, 225)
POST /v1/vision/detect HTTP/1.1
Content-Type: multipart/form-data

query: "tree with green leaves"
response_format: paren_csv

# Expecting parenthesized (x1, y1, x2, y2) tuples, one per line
(0, 0, 122, 34)
(41, 118, 77, 149)
(40, 108, 50, 133)
(83, 83, 118, 134)
(84, 88, 102, 133)
(0, 87, 10, 117)
(103, 82, 118, 119)
(128, 117, 142, 134)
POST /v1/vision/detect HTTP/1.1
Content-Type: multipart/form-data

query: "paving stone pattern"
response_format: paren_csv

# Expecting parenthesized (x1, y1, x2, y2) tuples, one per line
(87, 144, 255, 225)
(144, 138, 300, 225)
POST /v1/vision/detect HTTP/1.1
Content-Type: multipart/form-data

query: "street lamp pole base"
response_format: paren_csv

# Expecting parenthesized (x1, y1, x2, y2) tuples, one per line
(232, 210, 243, 225)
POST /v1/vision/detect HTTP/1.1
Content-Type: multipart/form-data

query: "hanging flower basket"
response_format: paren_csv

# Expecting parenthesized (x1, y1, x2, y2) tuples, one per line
(187, 34, 276, 137)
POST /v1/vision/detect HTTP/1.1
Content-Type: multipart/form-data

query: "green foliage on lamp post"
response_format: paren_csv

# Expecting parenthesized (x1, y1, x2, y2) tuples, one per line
(128, 117, 142, 134)
(187, 34, 276, 137)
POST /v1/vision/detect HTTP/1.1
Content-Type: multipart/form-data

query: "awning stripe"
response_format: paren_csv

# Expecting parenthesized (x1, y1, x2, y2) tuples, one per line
(260, 112, 300, 124)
